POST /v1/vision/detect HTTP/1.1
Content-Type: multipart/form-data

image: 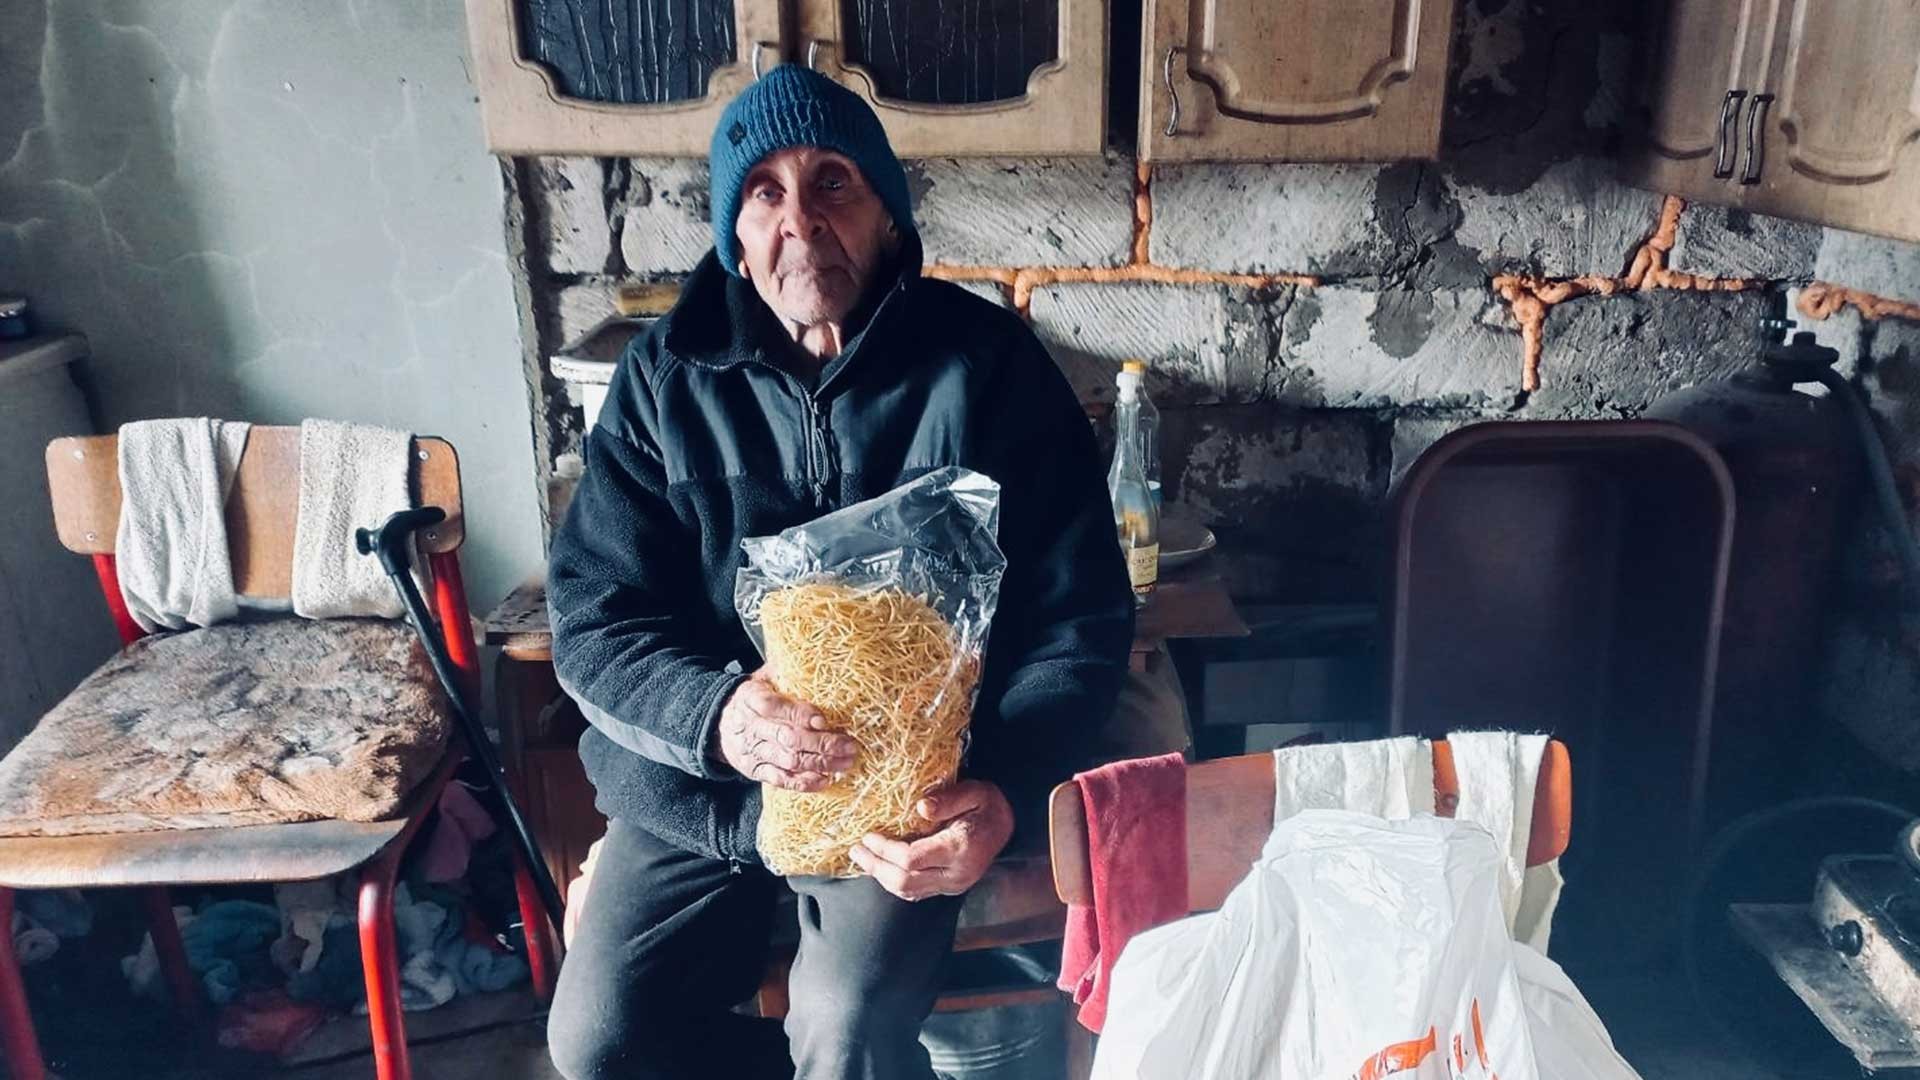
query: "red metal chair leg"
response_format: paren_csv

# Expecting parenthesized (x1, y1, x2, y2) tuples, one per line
(359, 850, 413, 1080)
(511, 852, 558, 999)
(141, 887, 208, 1030)
(0, 888, 47, 1080)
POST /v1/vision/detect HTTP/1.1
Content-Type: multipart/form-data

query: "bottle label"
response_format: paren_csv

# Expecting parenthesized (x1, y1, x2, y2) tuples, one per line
(1126, 544, 1159, 589)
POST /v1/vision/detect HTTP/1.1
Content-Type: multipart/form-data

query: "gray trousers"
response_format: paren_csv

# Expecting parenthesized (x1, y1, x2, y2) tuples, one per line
(547, 819, 964, 1080)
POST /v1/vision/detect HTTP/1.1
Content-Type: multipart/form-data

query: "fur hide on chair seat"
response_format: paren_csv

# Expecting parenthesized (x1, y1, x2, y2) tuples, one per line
(0, 617, 451, 836)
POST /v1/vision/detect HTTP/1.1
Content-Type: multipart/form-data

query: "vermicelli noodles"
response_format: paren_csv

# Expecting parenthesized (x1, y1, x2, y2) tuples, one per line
(733, 467, 1006, 879)
(755, 583, 978, 876)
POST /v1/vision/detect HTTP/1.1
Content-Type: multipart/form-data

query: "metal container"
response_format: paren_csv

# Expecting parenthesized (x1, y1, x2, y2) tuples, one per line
(918, 948, 1066, 1080)
(1647, 352, 1862, 822)
(551, 313, 653, 432)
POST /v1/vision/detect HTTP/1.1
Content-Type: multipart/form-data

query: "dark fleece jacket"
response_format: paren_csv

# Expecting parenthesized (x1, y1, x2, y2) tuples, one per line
(546, 241, 1134, 865)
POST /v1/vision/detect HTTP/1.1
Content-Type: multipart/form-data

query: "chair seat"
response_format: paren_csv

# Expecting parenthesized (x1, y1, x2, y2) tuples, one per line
(0, 753, 455, 889)
(0, 617, 450, 840)
(954, 851, 1066, 950)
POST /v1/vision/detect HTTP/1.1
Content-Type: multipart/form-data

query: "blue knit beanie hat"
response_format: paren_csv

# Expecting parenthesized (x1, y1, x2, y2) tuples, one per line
(709, 64, 917, 277)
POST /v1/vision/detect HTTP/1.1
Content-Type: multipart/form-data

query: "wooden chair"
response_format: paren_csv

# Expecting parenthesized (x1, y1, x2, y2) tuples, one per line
(1050, 738, 1573, 915)
(1046, 740, 1573, 1077)
(0, 429, 556, 1080)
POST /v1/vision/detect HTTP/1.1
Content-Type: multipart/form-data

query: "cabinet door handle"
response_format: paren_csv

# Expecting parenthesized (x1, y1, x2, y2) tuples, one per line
(1163, 45, 1185, 137)
(753, 41, 767, 79)
(807, 40, 825, 70)
(1741, 93, 1774, 185)
(1714, 89, 1746, 179)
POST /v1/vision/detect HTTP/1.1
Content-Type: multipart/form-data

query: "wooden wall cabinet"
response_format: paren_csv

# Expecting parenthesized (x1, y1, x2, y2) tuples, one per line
(466, 0, 1106, 157)
(799, 0, 1107, 156)
(465, 0, 778, 156)
(1625, 0, 1920, 243)
(1139, 0, 1458, 163)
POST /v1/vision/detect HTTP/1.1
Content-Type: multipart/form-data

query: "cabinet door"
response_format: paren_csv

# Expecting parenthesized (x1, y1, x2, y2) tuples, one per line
(1737, 0, 1920, 240)
(465, 0, 780, 155)
(1639, 0, 1779, 177)
(1624, 0, 1920, 243)
(796, 0, 1107, 156)
(1140, 0, 1457, 163)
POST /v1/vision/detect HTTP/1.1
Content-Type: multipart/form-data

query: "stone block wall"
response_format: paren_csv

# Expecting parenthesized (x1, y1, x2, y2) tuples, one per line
(508, 0, 1920, 768)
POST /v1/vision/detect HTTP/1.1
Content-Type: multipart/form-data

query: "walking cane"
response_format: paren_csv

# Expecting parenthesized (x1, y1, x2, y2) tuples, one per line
(357, 507, 565, 933)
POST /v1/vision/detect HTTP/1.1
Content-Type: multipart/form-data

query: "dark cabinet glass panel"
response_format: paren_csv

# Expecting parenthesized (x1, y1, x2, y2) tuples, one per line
(839, 0, 1057, 105)
(519, 0, 737, 104)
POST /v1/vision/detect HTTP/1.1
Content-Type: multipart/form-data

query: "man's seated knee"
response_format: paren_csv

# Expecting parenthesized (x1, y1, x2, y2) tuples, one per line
(553, 1010, 749, 1080)
(547, 1004, 636, 1080)
(785, 990, 927, 1060)
(547, 983, 706, 1080)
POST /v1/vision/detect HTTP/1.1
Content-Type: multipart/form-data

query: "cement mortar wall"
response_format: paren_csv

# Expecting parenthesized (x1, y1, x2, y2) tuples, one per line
(516, 2, 1920, 769)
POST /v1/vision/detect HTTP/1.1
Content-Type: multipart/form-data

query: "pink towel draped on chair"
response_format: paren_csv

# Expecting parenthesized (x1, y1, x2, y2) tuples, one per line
(1056, 751, 1188, 1033)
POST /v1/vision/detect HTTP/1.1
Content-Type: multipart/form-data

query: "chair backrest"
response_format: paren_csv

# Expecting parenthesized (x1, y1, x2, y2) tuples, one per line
(1048, 739, 1573, 911)
(42, 428, 479, 689)
(44, 428, 466, 597)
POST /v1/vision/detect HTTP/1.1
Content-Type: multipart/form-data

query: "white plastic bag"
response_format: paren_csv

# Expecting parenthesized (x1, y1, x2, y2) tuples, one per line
(1093, 811, 1638, 1080)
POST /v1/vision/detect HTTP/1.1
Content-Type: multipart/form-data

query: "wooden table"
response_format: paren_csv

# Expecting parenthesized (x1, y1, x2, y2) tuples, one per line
(485, 568, 1248, 664)
(483, 566, 1247, 894)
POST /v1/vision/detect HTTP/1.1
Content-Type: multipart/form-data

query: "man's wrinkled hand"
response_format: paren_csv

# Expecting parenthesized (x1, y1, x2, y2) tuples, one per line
(716, 670, 857, 791)
(847, 780, 1014, 901)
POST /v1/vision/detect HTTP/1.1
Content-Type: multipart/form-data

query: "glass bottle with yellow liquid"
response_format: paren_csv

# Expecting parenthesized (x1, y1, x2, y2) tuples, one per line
(1109, 363, 1159, 605)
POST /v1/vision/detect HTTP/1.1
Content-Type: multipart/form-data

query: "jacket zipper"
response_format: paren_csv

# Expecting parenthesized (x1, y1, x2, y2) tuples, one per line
(798, 385, 832, 509)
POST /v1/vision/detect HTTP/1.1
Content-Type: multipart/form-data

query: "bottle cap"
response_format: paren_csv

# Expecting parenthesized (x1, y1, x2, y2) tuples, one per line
(1121, 359, 1146, 374)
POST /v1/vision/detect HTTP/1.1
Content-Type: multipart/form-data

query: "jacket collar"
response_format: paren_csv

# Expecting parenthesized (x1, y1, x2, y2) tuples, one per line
(659, 236, 925, 393)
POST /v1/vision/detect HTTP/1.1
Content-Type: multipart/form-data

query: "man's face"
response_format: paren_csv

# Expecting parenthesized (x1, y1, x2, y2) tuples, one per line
(735, 147, 897, 328)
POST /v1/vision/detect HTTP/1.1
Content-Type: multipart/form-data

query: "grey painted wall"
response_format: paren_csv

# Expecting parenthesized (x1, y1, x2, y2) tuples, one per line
(0, 0, 543, 612)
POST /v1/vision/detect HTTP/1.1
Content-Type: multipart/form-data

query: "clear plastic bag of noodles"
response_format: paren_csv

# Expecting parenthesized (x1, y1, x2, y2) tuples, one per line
(734, 467, 1006, 877)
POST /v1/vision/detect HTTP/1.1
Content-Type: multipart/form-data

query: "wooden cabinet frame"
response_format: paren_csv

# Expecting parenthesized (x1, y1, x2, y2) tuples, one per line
(1139, 0, 1456, 163)
(464, 0, 781, 156)
(797, 0, 1108, 156)
(467, 0, 1105, 157)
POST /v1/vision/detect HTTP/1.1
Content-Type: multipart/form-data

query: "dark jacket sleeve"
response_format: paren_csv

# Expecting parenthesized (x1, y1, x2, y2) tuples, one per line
(547, 350, 748, 783)
(966, 327, 1136, 842)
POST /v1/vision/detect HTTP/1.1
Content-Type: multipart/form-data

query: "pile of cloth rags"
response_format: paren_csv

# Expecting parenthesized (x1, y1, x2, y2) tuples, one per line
(119, 781, 523, 1054)
(8, 888, 92, 968)
(278, 879, 527, 1014)
(273, 784, 526, 1014)
(123, 900, 281, 1006)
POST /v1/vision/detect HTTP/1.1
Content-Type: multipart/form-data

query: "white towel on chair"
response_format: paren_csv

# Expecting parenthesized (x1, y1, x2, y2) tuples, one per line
(115, 418, 253, 632)
(291, 419, 411, 619)
(1271, 735, 1435, 823)
(1447, 729, 1564, 951)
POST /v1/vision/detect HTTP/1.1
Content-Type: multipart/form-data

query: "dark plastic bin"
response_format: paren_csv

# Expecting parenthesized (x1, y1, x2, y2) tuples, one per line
(1386, 420, 1735, 968)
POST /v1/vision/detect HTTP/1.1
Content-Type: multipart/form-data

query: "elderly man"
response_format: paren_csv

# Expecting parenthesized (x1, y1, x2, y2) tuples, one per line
(545, 64, 1133, 1080)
